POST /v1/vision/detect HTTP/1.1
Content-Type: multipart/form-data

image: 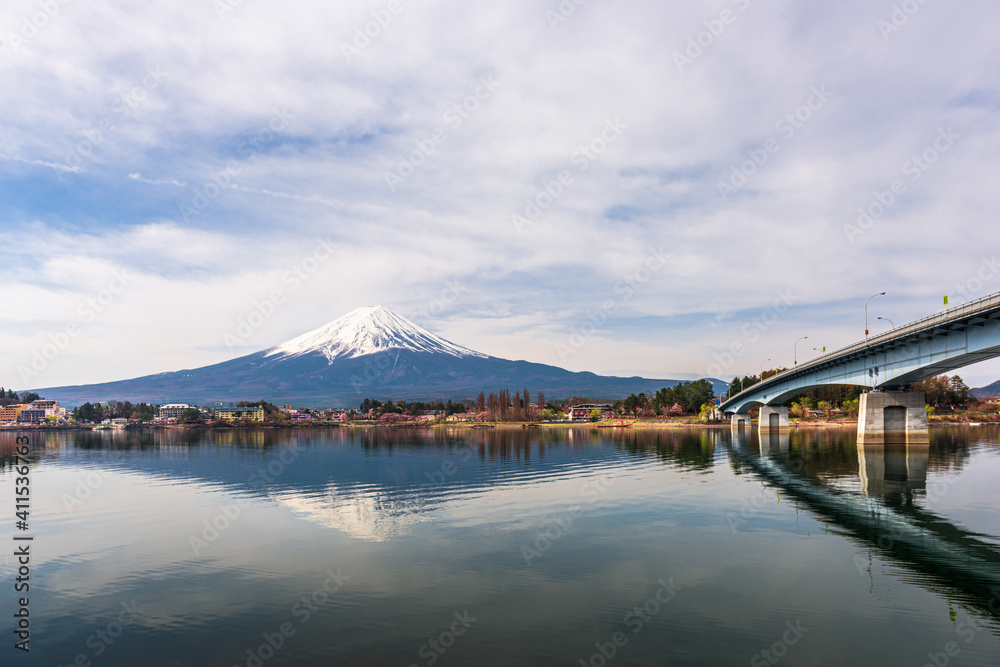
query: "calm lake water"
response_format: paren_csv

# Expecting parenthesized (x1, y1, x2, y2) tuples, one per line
(2, 425, 1000, 666)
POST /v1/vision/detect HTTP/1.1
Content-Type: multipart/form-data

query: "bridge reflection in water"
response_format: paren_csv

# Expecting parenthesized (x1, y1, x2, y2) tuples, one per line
(857, 436, 929, 497)
(725, 426, 1000, 626)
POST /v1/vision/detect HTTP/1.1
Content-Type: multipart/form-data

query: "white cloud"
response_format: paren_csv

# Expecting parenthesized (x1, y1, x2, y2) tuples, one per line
(2, 0, 1000, 389)
(0, 154, 82, 173)
(128, 172, 187, 187)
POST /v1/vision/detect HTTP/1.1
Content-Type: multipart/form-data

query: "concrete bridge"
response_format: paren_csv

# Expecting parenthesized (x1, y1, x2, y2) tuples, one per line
(721, 291, 1000, 439)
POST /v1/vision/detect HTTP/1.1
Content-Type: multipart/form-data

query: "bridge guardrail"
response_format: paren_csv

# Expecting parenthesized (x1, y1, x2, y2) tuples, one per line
(721, 290, 1000, 409)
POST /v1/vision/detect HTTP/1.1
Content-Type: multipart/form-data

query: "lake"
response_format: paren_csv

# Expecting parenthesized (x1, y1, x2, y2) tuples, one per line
(2, 425, 999, 666)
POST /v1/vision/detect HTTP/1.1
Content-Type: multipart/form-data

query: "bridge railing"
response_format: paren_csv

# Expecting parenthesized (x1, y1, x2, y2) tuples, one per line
(819, 290, 1000, 363)
(721, 290, 1000, 409)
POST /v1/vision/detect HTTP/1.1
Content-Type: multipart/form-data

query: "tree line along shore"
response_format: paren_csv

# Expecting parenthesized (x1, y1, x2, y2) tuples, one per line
(2, 375, 997, 430)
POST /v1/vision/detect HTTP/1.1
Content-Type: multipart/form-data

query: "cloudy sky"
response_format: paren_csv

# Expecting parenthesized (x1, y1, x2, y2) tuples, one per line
(3, 0, 1000, 392)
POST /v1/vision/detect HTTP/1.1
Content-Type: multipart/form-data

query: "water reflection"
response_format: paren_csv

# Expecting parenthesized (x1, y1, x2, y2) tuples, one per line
(725, 427, 1000, 626)
(606, 427, 720, 471)
(2, 427, 999, 666)
(857, 440, 929, 497)
(758, 429, 789, 457)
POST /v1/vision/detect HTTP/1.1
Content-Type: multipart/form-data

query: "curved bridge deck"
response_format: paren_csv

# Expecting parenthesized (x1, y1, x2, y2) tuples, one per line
(722, 291, 1000, 415)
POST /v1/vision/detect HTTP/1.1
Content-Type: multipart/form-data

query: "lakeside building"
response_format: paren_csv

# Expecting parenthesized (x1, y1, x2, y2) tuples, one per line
(280, 406, 349, 422)
(18, 408, 47, 424)
(158, 404, 197, 420)
(215, 406, 266, 422)
(1, 404, 27, 423)
(567, 404, 614, 421)
(30, 399, 61, 417)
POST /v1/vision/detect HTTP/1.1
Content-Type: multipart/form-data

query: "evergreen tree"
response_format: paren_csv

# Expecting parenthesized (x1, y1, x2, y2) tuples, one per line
(729, 377, 742, 397)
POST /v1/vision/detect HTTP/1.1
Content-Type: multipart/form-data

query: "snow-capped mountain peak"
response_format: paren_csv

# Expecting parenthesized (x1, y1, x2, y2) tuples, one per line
(264, 305, 487, 362)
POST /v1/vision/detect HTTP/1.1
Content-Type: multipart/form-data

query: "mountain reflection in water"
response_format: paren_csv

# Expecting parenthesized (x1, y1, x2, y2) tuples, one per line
(1, 426, 998, 666)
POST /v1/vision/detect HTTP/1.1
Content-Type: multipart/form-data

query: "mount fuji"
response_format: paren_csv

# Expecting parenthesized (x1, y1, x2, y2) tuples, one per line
(30, 306, 721, 406)
(265, 306, 487, 362)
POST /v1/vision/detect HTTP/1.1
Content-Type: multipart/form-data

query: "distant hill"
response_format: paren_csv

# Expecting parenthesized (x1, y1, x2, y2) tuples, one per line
(30, 305, 728, 406)
(971, 380, 1000, 399)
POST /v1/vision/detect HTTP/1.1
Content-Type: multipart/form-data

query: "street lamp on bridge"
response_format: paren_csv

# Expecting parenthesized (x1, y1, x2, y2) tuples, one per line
(760, 359, 771, 378)
(865, 292, 886, 344)
(794, 336, 808, 365)
(878, 316, 895, 329)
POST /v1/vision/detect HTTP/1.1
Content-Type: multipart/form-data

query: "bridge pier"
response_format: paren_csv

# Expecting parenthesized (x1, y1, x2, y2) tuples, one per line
(759, 405, 789, 431)
(857, 391, 929, 444)
(731, 413, 752, 429)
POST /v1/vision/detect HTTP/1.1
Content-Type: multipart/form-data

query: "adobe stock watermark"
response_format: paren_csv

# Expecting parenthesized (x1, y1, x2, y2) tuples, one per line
(555, 246, 666, 362)
(578, 578, 682, 667)
(724, 485, 780, 533)
(673, 0, 753, 72)
(411, 280, 469, 330)
(214, 0, 247, 21)
(17, 268, 131, 385)
(60, 66, 167, 172)
(5, 0, 73, 53)
(844, 127, 959, 244)
(349, 287, 469, 391)
(60, 451, 130, 512)
(750, 619, 810, 666)
(918, 606, 993, 667)
(546, 0, 589, 31)
(348, 353, 395, 391)
(57, 600, 145, 667)
(407, 610, 478, 667)
(512, 117, 628, 233)
(420, 442, 477, 489)
(179, 107, 294, 222)
(851, 478, 957, 578)
(877, 0, 933, 39)
(385, 75, 501, 191)
(713, 308, 735, 324)
(716, 85, 832, 201)
(223, 237, 337, 350)
(521, 472, 616, 566)
(340, 0, 407, 62)
(697, 288, 797, 379)
(233, 568, 349, 667)
(190, 444, 301, 556)
(951, 256, 1000, 305)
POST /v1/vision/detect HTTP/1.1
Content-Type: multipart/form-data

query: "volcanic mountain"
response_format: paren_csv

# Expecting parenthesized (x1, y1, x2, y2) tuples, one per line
(31, 306, 721, 406)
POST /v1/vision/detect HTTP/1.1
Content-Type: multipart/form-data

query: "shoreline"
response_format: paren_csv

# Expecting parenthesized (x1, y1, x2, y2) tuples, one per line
(3, 418, 999, 433)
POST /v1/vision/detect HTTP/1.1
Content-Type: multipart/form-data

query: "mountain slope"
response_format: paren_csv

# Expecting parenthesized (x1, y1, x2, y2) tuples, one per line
(30, 306, 723, 405)
(971, 380, 1000, 399)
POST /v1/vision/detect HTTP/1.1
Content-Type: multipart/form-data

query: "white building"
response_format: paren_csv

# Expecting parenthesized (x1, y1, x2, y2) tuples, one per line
(30, 399, 61, 417)
(158, 404, 196, 420)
